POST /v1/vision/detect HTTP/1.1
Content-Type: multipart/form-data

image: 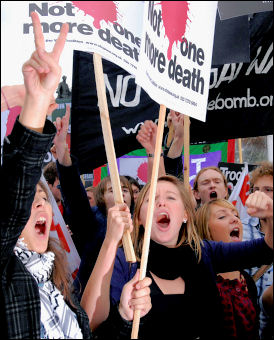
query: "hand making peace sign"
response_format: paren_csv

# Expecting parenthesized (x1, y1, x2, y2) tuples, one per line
(20, 12, 68, 131)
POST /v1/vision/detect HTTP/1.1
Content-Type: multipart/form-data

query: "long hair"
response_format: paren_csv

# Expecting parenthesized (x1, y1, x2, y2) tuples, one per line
(38, 180, 75, 307)
(195, 199, 239, 241)
(132, 175, 203, 262)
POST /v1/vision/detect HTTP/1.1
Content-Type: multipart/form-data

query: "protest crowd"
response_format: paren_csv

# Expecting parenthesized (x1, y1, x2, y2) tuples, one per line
(1, 7, 273, 340)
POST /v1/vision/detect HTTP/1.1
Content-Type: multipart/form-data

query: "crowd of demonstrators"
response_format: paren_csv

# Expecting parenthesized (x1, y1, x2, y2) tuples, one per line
(242, 162, 273, 339)
(110, 174, 273, 339)
(0, 12, 152, 339)
(1, 11, 274, 340)
(51, 106, 135, 296)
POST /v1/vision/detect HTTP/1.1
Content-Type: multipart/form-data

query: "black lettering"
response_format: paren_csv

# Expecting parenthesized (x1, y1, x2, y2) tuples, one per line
(113, 22, 124, 35)
(188, 41, 197, 63)
(175, 64, 183, 83)
(158, 53, 166, 73)
(168, 56, 177, 80)
(50, 22, 62, 33)
(197, 48, 204, 66)
(49, 5, 65, 16)
(29, 2, 48, 16)
(98, 28, 111, 43)
(77, 23, 93, 35)
(111, 36, 123, 50)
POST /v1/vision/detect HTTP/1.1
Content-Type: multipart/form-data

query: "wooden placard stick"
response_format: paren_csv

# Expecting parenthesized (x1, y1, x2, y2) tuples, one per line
(131, 104, 166, 339)
(183, 115, 190, 190)
(93, 53, 136, 263)
(166, 122, 174, 147)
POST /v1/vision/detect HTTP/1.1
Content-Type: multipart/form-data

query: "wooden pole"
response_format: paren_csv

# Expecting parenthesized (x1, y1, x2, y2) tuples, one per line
(238, 138, 243, 163)
(131, 104, 166, 339)
(183, 115, 190, 190)
(166, 122, 174, 147)
(93, 53, 136, 262)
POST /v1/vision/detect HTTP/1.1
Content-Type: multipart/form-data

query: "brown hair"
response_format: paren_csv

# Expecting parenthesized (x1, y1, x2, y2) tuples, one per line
(132, 175, 203, 262)
(85, 186, 96, 193)
(250, 161, 273, 189)
(37, 180, 75, 306)
(195, 199, 239, 241)
(95, 175, 134, 215)
(43, 161, 58, 185)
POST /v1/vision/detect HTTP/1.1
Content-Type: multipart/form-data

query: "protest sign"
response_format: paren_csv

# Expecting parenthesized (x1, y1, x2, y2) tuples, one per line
(41, 175, 81, 279)
(5, 1, 217, 122)
(135, 1, 217, 121)
(218, 162, 257, 192)
(11, 1, 143, 76)
(228, 163, 251, 221)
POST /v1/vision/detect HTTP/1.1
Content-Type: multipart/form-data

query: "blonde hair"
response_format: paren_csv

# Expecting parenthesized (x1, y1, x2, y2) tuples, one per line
(132, 175, 203, 262)
(195, 199, 239, 241)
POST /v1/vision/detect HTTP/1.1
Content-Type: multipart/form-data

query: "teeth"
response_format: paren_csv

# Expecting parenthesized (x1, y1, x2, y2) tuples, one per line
(159, 212, 169, 217)
(37, 217, 46, 223)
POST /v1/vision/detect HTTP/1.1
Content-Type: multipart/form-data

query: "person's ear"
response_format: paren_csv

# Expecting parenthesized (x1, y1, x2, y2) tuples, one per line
(193, 190, 201, 200)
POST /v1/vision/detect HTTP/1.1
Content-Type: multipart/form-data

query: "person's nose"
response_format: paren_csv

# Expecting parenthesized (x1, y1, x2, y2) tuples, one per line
(156, 196, 166, 207)
(33, 196, 45, 209)
(229, 213, 239, 224)
(209, 181, 216, 189)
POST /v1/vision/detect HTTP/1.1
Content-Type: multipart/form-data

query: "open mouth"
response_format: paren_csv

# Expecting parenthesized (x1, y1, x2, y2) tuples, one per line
(35, 217, 47, 236)
(210, 191, 217, 199)
(156, 212, 170, 229)
(230, 228, 240, 240)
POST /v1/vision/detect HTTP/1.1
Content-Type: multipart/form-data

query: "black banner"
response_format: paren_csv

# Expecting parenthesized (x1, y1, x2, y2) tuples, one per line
(71, 12, 273, 174)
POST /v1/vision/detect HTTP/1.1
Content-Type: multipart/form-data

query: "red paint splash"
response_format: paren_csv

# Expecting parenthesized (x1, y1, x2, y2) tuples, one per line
(6, 106, 21, 136)
(137, 162, 148, 183)
(161, 1, 190, 60)
(72, 1, 119, 29)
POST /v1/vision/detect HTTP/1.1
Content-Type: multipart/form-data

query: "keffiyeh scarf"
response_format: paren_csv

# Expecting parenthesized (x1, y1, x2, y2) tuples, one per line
(14, 238, 83, 339)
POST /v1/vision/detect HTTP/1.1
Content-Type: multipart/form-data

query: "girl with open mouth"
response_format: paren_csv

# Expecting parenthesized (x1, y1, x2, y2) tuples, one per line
(110, 175, 273, 339)
(195, 199, 263, 339)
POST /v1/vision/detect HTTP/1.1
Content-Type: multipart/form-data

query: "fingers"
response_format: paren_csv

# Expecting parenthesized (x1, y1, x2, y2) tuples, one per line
(106, 204, 133, 242)
(129, 274, 152, 315)
(52, 22, 69, 62)
(31, 12, 45, 51)
(246, 191, 273, 218)
(31, 11, 68, 62)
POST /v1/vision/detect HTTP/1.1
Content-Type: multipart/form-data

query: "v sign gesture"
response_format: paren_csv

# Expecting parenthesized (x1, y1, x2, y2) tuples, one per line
(19, 12, 68, 132)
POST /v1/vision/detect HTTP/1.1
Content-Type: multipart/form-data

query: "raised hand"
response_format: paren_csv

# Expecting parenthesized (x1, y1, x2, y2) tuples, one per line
(22, 12, 68, 98)
(136, 120, 157, 154)
(106, 203, 133, 245)
(19, 12, 68, 131)
(169, 110, 184, 139)
(246, 191, 273, 219)
(119, 270, 152, 321)
(53, 104, 70, 145)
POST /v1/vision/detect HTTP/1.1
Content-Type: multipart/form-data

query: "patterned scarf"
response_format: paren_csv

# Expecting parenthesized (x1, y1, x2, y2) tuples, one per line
(14, 238, 83, 339)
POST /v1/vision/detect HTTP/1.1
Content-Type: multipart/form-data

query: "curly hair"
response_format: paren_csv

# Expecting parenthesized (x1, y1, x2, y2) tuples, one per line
(250, 161, 273, 188)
